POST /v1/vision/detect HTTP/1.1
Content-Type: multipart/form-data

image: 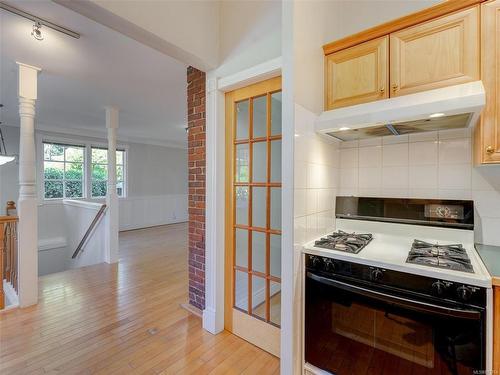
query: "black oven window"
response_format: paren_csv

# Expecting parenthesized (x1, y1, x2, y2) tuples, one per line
(305, 275, 484, 375)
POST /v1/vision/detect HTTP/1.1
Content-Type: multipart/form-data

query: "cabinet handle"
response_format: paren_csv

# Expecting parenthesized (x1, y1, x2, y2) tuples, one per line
(392, 84, 399, 92)
(486, 146, 494, 154)
(380, 87, 385, 93)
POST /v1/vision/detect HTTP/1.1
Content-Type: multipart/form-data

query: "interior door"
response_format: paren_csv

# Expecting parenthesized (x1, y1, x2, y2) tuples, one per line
(225, 76, 282, 357)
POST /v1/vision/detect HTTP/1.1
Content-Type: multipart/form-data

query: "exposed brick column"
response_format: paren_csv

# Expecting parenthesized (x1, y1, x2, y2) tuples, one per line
(187, 66, 206, 310)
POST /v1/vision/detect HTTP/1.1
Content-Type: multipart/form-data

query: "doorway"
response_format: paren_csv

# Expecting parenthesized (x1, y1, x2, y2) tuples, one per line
(224, 76, 282, 356)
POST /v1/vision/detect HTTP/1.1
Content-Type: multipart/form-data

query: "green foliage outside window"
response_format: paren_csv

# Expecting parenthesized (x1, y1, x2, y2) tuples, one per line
(43, 143, 85, 199)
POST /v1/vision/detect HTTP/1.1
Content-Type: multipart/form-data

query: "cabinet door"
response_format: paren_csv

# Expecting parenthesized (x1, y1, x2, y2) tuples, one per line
(325, 36, 388, 110)
(476, 0, 500, 164)
(390, 6, 479, 97)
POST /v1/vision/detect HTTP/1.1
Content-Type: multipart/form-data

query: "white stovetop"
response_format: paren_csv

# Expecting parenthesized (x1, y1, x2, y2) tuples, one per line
(303, 219, 492, 288)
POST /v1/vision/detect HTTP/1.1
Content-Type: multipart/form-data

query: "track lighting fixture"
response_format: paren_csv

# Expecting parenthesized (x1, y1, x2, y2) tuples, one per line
(31, 21, 43, 41)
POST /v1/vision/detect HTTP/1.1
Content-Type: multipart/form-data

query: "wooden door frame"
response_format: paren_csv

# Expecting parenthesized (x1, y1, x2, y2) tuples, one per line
(224, 77, 282, 357)
(203, 59, 282, 336)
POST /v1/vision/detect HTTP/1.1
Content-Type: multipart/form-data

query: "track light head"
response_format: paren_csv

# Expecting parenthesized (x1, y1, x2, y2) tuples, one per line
(31, 21, 43, 41)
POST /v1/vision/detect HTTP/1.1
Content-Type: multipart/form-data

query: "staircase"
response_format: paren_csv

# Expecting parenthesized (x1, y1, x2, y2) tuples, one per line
(1, 202, 19, 310)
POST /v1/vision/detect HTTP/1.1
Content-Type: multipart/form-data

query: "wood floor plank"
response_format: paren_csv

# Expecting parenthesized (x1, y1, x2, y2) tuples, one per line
(0, 223, 279, 374)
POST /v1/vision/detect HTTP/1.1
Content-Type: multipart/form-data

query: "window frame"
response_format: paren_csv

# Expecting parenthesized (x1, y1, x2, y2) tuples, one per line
(90, 146, 127, 199)
(37, 135, 128, 202)
(42, 141, 86, 200)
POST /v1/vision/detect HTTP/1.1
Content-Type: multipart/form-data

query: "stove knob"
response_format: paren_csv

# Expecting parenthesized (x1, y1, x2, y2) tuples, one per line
(311, 256, 322, 269)
(456, 285, 474, 302)
(370, 268, 384, 282)
(431, 281, 447, 297)
(323, 258, 335, 272)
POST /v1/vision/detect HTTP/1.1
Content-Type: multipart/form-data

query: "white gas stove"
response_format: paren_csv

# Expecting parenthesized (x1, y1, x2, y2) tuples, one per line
(304, 218, 492, 288)
(303, 197, 493, 375)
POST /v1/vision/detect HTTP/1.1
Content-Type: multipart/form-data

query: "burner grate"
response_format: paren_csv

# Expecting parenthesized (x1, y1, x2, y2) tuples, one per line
(314, 230, 373, 254)
(406, 239, 474, 273)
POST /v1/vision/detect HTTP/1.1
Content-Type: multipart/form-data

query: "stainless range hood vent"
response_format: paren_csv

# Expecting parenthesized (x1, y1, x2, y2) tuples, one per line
(327, 113, 472, 141)
(316, 81, 485, 141)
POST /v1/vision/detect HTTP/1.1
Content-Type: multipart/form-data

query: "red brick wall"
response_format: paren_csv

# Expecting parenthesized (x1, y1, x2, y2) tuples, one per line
(187, 66, 206, 310)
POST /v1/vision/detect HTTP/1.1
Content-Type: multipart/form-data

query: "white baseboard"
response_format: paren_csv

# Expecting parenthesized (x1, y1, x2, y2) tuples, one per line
(119, 218, 188, 232)
(202, 307, 221, 334)
(38, 237, 67, 252)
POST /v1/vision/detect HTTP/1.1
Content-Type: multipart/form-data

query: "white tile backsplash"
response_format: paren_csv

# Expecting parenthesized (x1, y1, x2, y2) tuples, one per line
(340, 168, 358, 189)
(438, 127, 471, 140)
(294, 104, 340, 244)
(438, 138, 471, 165)
(409, 131, 438, 142)
(383, 134, 409, 144)
(337, 129, 500, 246)
(359, 146, 382, 168)
(305, 189, 318, 215)
(359, 167, 382, 189)
(359, 137, 382, 147)
(382, 166, 409, 189)
(438, 163, 471, 190)
(382, 143, 408, 166)
(409, 165, 438, 188)
(409, 141, 438, 166)
(340, 148, 358, 168)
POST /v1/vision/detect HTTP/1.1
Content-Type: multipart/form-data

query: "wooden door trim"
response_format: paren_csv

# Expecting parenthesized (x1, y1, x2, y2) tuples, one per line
(323, 0, 487, 55)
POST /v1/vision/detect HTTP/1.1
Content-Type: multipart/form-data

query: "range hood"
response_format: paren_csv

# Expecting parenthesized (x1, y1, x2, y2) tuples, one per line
(316, 81, 485, 141)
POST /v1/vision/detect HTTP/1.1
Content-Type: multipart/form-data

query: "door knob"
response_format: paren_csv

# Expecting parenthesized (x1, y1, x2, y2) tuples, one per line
(486, 146, 494, 154)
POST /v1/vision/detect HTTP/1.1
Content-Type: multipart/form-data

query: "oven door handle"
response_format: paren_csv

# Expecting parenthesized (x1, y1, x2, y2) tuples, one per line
(307, 272, 482, 320)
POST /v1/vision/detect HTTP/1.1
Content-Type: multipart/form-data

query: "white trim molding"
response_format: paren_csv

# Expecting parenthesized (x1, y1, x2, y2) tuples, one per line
(203, 58, 282, 336)
(217, 57, 282, 93)
(38, 237, 67, 252)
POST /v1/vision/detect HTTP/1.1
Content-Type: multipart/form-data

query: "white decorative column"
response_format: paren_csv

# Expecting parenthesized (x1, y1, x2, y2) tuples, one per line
(17, 62, 41, 307)
(105, 106, 119, 264)
(203, 75, 225, 334)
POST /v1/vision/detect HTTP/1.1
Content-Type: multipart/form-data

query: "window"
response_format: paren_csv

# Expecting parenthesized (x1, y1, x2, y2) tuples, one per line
(91, 147, 125, 198)
(41, 140, 126, 200)
(43, 142, 85, 199)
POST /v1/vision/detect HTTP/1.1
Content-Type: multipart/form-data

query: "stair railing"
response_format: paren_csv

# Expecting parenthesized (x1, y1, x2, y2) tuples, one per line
(72, 204, 107, 259)
(1, 215, 18, 310)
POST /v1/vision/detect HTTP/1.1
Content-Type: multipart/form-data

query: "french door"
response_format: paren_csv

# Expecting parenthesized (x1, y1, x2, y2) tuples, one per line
(224, 77, 282, 356)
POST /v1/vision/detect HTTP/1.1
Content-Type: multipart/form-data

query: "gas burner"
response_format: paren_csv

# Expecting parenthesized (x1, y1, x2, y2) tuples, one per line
(406, 240, 474, 273)
(314, 230, 373, 254)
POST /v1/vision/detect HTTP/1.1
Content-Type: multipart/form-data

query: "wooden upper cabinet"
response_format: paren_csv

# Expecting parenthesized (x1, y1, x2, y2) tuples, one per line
(325, 37, 389, 110)
(390, 6, 480, 97)
(475, 0, 500, 164)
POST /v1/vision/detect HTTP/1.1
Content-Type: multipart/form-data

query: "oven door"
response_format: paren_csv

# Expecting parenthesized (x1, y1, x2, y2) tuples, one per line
(305, 271, 485, 375)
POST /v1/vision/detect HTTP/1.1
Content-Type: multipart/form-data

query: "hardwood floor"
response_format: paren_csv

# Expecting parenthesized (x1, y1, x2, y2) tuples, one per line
(0, 223, 280, 374)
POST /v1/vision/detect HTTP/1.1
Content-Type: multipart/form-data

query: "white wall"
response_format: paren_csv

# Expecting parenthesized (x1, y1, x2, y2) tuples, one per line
(337, 128, 500, 246)
(217, 0, 282, 78)
(0, 125, 20, 211)
(327, 0, 440, 41)
(56, 0, 220, 70)
(64, 200, 106, 270)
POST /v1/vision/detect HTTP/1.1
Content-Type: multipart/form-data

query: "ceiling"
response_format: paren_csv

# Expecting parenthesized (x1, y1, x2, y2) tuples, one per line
(0, 0, 188, 148)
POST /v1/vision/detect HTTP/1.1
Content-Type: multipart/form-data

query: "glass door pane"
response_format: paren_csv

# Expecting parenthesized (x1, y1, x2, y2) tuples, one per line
(232, 89, 282, 328)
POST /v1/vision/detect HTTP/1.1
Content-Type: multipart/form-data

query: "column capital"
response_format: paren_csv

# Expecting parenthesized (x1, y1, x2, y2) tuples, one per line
(17, 62, 41, 100)
(105, 106, 119, 129)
